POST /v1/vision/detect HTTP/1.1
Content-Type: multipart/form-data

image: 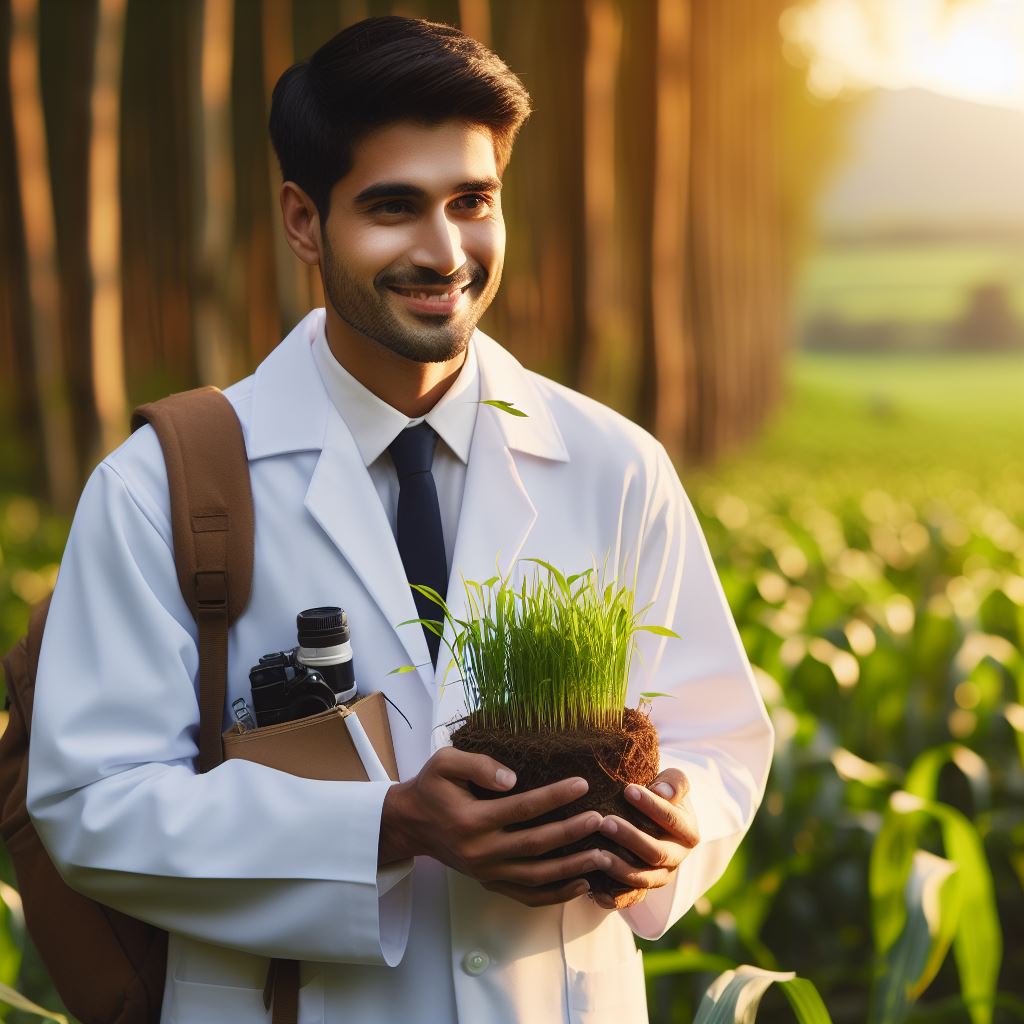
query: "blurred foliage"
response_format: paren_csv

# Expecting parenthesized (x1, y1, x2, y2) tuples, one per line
(641, 353, 1024, 1022)
(2, 353, 1024, 1021)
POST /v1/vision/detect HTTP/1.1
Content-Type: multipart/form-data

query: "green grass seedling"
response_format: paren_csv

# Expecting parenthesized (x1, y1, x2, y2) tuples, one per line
(397, 560, 678, 734)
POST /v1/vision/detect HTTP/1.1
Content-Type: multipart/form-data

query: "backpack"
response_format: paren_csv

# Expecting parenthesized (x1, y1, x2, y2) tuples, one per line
(0, 388, 299, 1024)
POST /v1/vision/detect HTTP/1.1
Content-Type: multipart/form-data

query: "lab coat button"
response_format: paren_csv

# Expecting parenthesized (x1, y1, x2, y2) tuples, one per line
(462, 950, 491, 976)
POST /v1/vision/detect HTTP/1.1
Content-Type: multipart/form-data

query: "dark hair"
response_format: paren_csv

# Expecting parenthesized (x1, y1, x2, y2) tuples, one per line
(269, 16, 532, 218)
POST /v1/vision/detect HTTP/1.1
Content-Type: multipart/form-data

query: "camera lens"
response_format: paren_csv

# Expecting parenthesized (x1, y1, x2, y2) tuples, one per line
(297, 607, 349, 648)
(295, 606, 357, 705)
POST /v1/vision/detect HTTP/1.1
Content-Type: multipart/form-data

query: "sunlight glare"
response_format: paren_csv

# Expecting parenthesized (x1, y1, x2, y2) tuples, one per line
(781, 0, 1024, 109)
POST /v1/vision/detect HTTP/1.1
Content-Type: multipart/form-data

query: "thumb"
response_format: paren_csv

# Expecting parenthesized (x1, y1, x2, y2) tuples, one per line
(649, 768, 689, 802)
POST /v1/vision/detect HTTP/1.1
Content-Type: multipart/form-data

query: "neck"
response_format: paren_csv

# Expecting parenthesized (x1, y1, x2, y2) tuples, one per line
(324, 307, 467, 418)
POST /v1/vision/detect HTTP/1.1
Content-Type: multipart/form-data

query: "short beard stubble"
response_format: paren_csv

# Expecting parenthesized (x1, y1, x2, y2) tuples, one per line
(321, 233, 501, 364)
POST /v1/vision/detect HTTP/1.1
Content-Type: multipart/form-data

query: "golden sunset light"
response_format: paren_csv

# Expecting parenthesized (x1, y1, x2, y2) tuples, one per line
(782, 0, 1024, 109)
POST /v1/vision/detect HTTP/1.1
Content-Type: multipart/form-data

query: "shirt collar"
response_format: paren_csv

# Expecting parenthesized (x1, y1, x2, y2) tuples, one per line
(311, 322, 480, 468)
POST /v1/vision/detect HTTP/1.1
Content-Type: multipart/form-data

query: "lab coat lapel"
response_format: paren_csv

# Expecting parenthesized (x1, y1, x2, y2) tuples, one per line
(304, 409, 431, 681)
(433, 333, 570, 735)
(247, 312, 431, 688)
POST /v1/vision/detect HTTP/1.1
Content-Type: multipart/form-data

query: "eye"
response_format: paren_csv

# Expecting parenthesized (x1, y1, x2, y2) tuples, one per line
(371, 199, 414, 216)
(451, 194, 492, 214)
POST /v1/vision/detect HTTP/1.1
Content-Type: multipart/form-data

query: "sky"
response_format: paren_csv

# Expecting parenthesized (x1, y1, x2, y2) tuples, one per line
(780, 0, 1024, 110)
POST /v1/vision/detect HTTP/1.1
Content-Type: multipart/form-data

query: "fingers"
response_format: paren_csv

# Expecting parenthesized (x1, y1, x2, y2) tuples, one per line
(481, 847, 612, 888)
(592, 888, 648, 911)
(430, 746, 518, 793)
(598, 815, 680, 865)
(598, 849, 674, 892)
(484, 776, 590, 829)
(482, 877, 591, 908)
(490, 810, 604, 860)
(622, 786, 700, 847)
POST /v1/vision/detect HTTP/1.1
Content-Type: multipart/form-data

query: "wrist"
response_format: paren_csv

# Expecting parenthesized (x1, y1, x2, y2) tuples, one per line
(378, 781, 415, 866)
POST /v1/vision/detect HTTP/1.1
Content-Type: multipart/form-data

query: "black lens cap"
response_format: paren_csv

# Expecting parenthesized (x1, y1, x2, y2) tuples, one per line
(297, 607, 349, 648)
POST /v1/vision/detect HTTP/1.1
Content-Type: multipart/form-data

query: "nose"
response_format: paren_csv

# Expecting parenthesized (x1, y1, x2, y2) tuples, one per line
(408, 208, 466, 278)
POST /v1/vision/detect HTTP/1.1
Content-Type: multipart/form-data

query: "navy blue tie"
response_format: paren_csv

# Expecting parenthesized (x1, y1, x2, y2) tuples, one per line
(388, 424, 448, 666)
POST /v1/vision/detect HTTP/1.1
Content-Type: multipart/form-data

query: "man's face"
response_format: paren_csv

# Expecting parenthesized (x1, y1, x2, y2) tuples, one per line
(319, 120, 505, 364)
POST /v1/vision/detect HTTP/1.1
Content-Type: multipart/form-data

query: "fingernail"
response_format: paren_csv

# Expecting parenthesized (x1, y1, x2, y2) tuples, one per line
(625, 784, 642, 801)
(571, 778, 589, 796)
(496, 768, 516, 789)
(653, 782, 674, 798)
(601, 819, 618, 836)
(584, 813, 603, 830)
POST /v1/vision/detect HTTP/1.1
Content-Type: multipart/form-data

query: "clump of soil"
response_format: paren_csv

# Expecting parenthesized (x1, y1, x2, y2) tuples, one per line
(451, 707, 661, 907)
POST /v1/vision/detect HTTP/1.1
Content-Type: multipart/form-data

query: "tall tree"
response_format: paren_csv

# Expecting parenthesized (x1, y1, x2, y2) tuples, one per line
(649, 0, 691, 458)
(578, 0, 624, 406)
(8, 0, 76, 509)
(193, 0, 238, 386)
(89, 0, 128, 458)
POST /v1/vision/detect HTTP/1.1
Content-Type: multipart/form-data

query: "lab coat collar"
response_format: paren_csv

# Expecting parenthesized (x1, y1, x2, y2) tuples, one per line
(246, 308, 569, 465)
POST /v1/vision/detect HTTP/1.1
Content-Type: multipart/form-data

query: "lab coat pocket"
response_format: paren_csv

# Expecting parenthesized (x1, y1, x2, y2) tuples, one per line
(568, 948, 647, 1024)
(165, 971, 324, 1023)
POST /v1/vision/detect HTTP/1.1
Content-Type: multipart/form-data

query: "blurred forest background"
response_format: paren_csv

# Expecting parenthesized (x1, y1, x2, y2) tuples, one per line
(1, 0, 1023, 1021)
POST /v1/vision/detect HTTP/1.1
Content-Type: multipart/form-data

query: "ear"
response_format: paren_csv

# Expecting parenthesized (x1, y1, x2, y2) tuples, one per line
(279, 182, 321, 266)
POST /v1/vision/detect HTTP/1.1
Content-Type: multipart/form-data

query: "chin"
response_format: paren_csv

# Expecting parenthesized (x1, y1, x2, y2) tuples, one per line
(377, 325, 471, 365)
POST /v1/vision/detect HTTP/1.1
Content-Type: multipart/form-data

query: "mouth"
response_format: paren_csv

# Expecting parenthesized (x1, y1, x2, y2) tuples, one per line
(386, 282, 473, 317)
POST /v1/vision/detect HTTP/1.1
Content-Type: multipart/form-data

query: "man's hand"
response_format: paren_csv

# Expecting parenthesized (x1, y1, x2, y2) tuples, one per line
(590, 768, 700, 910)
(379, 747, 607, 907)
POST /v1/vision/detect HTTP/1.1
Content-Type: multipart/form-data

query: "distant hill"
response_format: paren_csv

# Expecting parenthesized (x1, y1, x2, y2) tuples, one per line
(817, 88, 1024, 238)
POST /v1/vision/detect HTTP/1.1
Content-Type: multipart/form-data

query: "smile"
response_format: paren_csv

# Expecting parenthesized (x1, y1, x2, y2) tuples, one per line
(386, 283, 472, 316)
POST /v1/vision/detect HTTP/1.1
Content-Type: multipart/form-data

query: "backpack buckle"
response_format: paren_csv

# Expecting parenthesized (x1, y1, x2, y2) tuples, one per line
(195, 571, 228, 609)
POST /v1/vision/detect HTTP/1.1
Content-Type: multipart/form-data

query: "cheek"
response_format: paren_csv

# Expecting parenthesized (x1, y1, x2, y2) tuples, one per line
(468, 221, 505, 270)
(341, 228, 412, 276)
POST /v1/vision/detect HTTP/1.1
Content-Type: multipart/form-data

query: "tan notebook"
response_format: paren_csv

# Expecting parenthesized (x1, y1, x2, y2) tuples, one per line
(222, 690, 399, 782)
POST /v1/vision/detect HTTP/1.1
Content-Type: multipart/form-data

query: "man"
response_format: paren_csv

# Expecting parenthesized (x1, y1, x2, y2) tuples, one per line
(28, 16, 773, 1024)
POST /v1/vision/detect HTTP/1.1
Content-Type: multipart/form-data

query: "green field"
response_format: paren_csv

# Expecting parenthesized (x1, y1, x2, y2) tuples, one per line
(1, 353, 1023, 1022)
(798, 242, 1024, 325)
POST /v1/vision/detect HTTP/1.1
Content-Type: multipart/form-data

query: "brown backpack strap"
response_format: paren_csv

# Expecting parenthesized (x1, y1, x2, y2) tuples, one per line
(131, 388, 299, 1020)
(131, 387, 254, 774)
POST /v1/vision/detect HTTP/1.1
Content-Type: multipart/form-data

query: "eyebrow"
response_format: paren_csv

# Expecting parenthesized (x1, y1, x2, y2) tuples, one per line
(352, 177, 502, 206)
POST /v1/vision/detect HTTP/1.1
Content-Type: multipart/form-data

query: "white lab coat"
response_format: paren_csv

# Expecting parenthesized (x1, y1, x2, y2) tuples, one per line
(28, 309, 773, 1024)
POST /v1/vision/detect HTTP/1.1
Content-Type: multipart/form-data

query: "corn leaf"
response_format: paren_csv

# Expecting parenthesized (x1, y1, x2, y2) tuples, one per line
(870, 850, 962, 1024)
(0, 886, 21, 990)
(0, 983, 68, 1023)
(877, 793, 1001, 1024)
(778, 978, 834, 1023)
(694, 966, 833, 1024)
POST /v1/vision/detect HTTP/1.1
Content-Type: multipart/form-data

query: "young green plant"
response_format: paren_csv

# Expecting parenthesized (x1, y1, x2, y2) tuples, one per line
(393, 559, 678, 733)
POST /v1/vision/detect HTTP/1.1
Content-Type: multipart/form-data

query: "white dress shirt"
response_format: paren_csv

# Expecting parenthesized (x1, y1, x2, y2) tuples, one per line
(311, 325, 480, 575)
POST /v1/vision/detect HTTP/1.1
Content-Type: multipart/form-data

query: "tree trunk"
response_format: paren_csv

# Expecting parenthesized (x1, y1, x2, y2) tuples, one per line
(8, 0, 77, 510)
(263, 0, 312, 336)
(649, 0, 691, 460)
(193, 0, 237, 386)
(578, 0, 623, 408)
(89, 0, 128, 459)
(0, 0, 42, 489)
(458, 0, 489, 45)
